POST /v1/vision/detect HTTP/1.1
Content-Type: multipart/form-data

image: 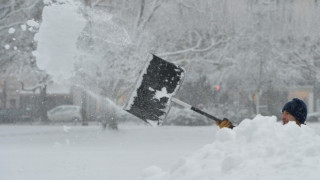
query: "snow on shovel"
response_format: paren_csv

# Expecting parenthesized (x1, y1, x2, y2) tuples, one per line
(124, 54, 222, 125)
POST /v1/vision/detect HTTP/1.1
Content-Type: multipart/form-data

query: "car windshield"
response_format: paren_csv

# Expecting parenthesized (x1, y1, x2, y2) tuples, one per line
(50, 107, 63, 114)
(62, 107, 77, 112)
(50, 106, 78, 113)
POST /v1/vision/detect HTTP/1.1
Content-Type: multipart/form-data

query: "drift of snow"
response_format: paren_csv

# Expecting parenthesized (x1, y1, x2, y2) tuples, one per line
(32, 0, 86, 81)
(140, 115, 320, 180)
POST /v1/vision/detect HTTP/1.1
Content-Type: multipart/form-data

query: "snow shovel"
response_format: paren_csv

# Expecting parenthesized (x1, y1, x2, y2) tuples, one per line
(124, 54, 222, 125)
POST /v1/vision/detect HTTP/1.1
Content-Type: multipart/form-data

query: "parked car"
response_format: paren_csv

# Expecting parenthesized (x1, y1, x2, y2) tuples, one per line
(0, 108, 32, 124)
(306, 112, 320, 122)
(47, 105, 82, 123)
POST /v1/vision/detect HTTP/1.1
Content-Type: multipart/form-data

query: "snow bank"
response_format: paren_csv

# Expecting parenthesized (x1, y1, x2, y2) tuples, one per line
(141, 115, 320, 180)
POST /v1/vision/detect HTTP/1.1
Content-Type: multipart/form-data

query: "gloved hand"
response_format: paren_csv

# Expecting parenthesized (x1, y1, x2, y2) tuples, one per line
(216, 118, 234, 129)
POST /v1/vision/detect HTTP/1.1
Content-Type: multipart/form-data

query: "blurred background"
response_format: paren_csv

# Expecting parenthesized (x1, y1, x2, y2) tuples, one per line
(1, 0, 320, 126)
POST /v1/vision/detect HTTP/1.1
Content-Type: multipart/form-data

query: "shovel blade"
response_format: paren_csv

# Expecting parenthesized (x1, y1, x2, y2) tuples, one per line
(124, 54, 185, 124)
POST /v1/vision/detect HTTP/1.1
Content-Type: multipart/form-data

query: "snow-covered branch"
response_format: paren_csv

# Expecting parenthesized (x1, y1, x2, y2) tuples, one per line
(158, 37, 226, 57)
(135, 0, 162, 30)
(20, 82, 42, 92)
(0, 21, 28, 32)
(0, 0, 40, 21)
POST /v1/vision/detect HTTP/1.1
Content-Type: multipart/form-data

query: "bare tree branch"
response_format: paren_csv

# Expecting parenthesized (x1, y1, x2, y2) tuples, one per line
(136, 0, 162, 30)
(158, 37, 228, 57)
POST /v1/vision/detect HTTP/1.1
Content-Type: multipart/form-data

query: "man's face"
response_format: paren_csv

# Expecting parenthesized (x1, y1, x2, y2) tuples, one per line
(281, 111, 300, 125)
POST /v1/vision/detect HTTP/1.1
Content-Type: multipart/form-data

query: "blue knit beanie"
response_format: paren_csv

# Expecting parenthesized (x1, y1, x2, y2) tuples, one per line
(282, 98, 307, 124)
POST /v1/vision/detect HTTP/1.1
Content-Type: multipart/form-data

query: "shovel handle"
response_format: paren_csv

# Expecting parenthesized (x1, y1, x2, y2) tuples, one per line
(172, 98, 221, 122)
(190, 106, 221, 122)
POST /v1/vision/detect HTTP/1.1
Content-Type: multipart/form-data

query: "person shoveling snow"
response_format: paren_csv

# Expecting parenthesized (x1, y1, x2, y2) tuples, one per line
(124, 55, 309, 130)
(124, 55, 320, 180)
(217, 98, 308, 129)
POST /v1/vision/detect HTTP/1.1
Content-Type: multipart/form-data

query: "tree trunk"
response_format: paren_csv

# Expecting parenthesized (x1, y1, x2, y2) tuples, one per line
(39, 85, 49, 123)
(2, 81, 7, 108)
(81, 90, 88, 125)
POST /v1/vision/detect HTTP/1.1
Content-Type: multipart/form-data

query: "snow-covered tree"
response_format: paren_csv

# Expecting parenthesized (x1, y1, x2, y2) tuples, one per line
(75, 0, 320, 121)
(4, 0, 320, 123)
(0, 0, 51, 122)
(0, 0, 43, 76)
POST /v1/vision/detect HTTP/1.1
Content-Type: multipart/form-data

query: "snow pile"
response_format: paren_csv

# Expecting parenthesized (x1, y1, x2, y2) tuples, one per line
(141, 115, 320, 180)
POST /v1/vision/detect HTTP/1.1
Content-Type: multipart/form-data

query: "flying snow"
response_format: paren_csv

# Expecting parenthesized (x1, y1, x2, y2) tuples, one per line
(21, 24, 27, 31)
(4, 44, 10, 50)
(87, 9, 131, 45)
(8, 28, 15, 34)
(26, 19, 40, 29)
(32, 0, 130, 82)
(32, 0, 86, 81)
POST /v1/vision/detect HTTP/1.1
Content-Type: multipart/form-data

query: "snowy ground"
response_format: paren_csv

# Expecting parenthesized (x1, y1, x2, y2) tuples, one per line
(0, 122, 217, 180)
(1, 116, 320, 180)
